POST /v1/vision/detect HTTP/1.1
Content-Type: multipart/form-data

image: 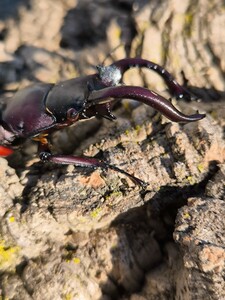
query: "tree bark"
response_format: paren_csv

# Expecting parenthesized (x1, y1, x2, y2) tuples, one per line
(0, 0, 224, 299)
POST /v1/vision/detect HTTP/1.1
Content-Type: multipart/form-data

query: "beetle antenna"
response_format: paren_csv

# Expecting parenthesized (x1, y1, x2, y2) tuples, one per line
(101, 43, 124, 66)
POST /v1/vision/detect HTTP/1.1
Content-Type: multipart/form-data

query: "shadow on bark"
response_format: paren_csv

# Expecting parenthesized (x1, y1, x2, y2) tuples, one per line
(59, 0, 140, 55)
(0, 0, 31, 20)
(98, 161, 219, 298)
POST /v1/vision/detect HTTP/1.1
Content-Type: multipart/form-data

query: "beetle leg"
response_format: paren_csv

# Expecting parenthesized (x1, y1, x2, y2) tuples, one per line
(38, 142, 147, 188)
(86, 85, 205, 123)
(107, 58, 195, 100)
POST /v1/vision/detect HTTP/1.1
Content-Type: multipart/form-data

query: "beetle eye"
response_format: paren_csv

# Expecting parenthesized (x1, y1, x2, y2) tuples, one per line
(67, 108, 78, 121)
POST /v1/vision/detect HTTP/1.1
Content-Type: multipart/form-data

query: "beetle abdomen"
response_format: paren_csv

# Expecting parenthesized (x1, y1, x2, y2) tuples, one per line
(2, 83, 55, 138)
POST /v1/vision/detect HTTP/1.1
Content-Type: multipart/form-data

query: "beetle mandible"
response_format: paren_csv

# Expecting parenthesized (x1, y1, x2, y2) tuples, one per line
(0, 58, 205, 187)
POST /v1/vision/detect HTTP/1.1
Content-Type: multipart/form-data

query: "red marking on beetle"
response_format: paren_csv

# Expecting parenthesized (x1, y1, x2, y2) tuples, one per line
(0, 146, 14, 156)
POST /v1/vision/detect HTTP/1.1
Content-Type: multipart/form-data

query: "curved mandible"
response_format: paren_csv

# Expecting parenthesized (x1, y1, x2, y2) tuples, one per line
(110, 58, 194, 100)
(87, 85, 205, 123)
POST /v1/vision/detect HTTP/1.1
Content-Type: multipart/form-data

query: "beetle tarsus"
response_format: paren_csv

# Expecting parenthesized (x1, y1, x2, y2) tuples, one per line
(103, 162, 148, 188)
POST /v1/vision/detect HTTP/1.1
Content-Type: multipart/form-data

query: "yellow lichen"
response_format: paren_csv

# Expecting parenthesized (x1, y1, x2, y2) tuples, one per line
(73, 257, 80, 264)
(186, 176, 196, 185)
(183, 213, 191, 219)
(184, 12, 194, 37)
(135, 125, 141, 133)
(125, 129, 130, 136)
(105, 191, 122, 201)
(197, 164, 205, 173)
(65, 293, 72, 300)
(0, 241, 20, 270)
(210, 110, 217, 119)
(9, 216, 15, 223)
(90, 207, 102, 219)
(185, 13, 194, 26)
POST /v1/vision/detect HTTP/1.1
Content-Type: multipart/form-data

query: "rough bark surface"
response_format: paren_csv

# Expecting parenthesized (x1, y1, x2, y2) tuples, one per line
(0, 0, 224, 299)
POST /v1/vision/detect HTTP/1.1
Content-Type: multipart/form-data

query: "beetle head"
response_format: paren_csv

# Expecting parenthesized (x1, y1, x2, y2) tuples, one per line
(45, 74, 117, 124)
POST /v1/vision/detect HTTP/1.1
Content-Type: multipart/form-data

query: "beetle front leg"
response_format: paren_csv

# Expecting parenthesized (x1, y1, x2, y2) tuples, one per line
(38, 143, 147, 188)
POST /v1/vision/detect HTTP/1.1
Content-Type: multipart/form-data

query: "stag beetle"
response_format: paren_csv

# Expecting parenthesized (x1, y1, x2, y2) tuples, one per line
(0, 58, 205, 187)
